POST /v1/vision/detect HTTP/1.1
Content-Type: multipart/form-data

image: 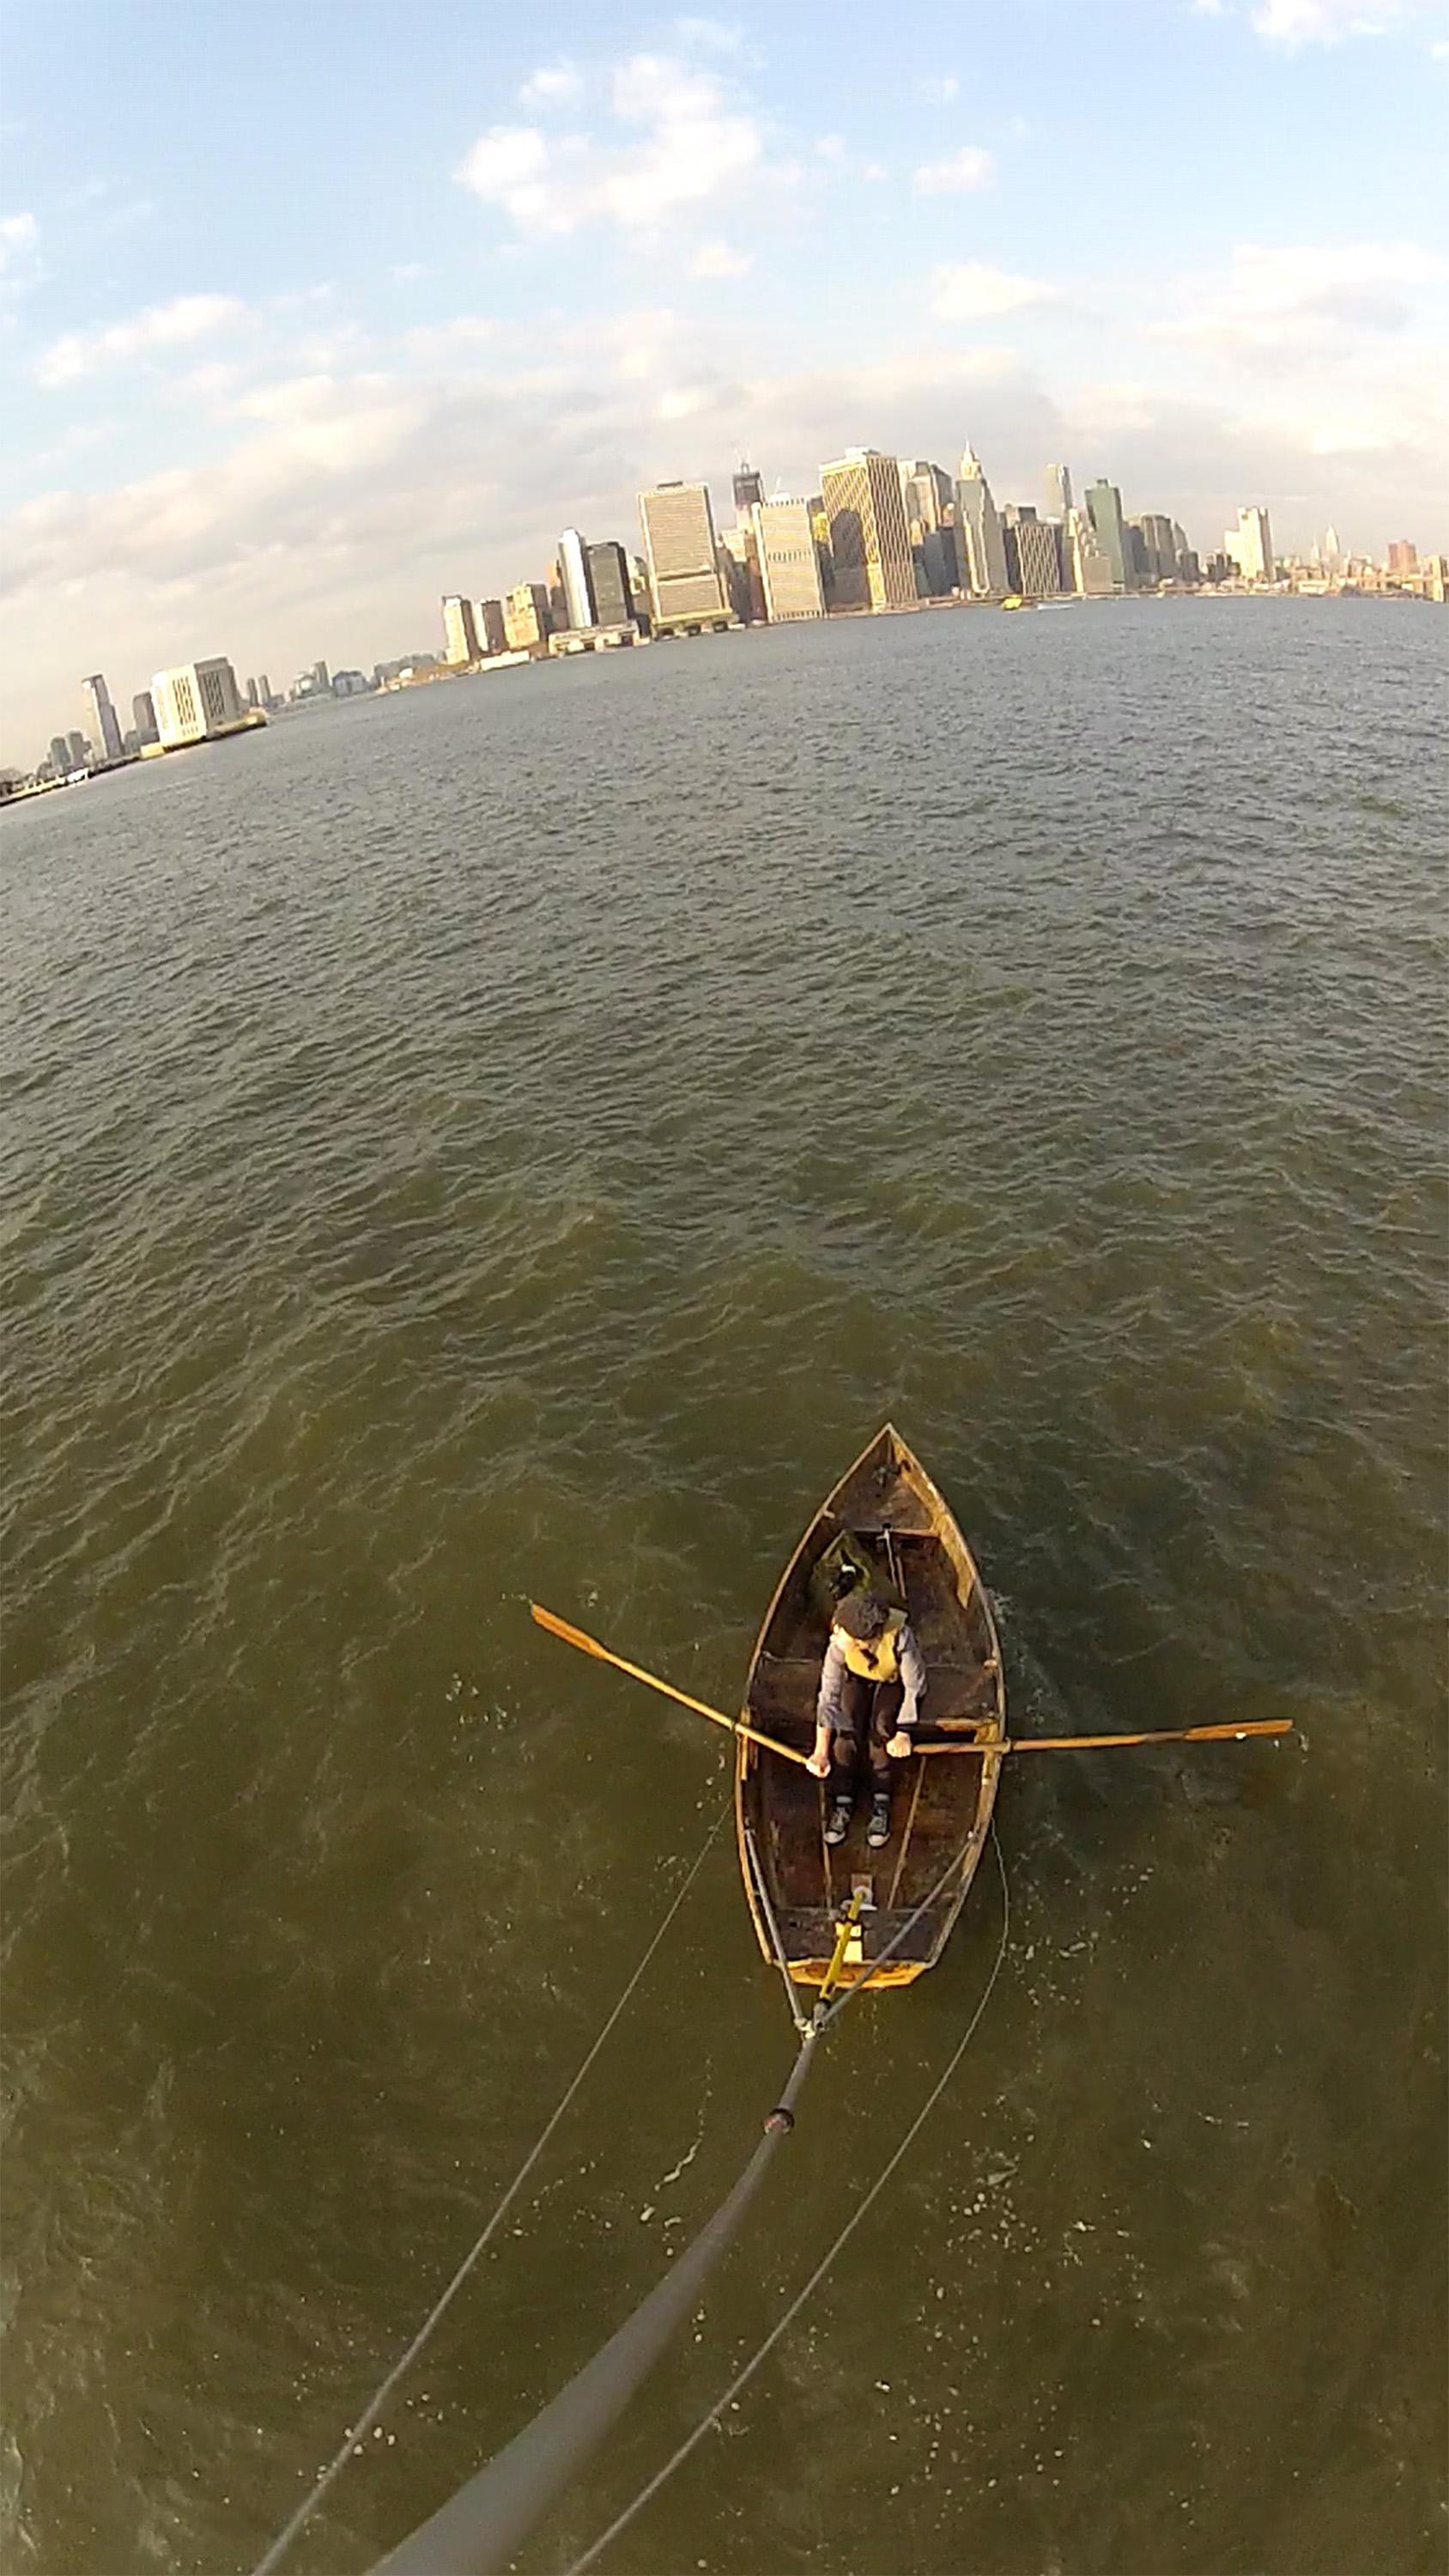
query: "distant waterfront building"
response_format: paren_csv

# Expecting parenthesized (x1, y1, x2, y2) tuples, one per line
(953, 447, 1009, 597)
(638, 481, 730, 630)
(477, 598, 507, 656)
(443, 595, 482, 665)
(48, 735, 71, 776)
(132, 690, 159, 744)
(586, 541, 633, 629)
(82, 673, 124, 762)
(1323, 524, 1342, 570)
(1125, 522, 1151, 586)
(67, 730, 89, 768)
(820, 448, 914, 611)
(717, 526, 758, 623)
(749, 497, 827, 620)
(244, 677, 259, 708)
(151, 658, 247, 747)
(256, 673, 272, 709)
(1084, 479, 1130, 589)
(504, 582, 553, 652)
(900, 460, 955, 596)
(732, 459, 764, 519)
(1068, 507, 1114, 596)
(1009, 509, 1064, 598)
(1045, 463, 1073, 525)
(1137, 513, 1178, 583)
(1386, 539, 1418, 574)
(557, 528, 597, 633)
(1226, 505, 1274, 585)
(331, 670, 370, 696)
(312, 660, 330, 693)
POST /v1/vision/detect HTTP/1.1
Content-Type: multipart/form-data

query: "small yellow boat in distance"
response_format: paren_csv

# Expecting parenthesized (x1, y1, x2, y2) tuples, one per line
(736, 1425, 1005, 1990)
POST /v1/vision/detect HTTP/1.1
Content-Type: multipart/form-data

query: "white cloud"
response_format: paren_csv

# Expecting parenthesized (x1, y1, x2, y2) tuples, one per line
(389, 262, 427, 284)
(1250, 0, 1405, 37)
(455, 127, 573, 237)
(518, 59, 583, 106)
(1164, 240, 1447, 347)
(930, 262, 1053, 319)
(913, 147, 996, 194)
(690, 240, 751, 277)
(815, 134, 846, 160)
(0, 210, 39, 270)
(457, 51, 764, 238)
(33, 293, 244, 387)
(919, 73, 961, 100)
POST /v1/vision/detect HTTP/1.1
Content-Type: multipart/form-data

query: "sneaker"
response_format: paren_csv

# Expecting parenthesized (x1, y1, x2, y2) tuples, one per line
(866, 1795, 892, 1850)
(823, 1797, 852, 1846)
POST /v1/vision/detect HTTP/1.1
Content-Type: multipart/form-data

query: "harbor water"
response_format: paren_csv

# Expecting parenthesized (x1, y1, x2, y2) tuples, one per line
(2, 600, 1445, 2576)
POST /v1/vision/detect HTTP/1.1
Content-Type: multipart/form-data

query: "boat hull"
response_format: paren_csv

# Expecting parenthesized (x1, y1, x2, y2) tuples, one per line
(735, 1426, 1005, 1990)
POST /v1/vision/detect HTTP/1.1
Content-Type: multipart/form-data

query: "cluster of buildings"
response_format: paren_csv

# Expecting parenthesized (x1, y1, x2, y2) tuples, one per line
(5, 438, 1441, 802)
(430, 447, 1447, 678)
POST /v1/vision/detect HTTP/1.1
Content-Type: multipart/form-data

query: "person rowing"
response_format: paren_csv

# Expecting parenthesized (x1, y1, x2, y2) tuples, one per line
(806, 1586, 926, 1850)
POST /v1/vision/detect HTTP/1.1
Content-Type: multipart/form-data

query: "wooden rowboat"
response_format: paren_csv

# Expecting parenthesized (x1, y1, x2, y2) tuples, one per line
(736, 1424, 1005, 1990)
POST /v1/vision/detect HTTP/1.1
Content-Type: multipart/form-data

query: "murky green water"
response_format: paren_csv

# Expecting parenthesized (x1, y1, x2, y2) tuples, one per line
(3, 602, 1445, 2576)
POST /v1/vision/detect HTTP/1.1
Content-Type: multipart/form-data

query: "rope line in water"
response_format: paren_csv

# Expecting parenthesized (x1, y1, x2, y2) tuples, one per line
(561, 1824, 1011, 2576)
(249, 1797, 731, 2576)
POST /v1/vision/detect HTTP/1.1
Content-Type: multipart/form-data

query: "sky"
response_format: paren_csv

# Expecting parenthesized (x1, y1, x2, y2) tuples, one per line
(2, 0, 1446, 767)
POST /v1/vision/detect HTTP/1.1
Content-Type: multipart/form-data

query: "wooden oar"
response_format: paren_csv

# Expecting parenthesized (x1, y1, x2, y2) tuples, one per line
(919, 1717, 1292, 1755)
(530, 1602, 813, 1771)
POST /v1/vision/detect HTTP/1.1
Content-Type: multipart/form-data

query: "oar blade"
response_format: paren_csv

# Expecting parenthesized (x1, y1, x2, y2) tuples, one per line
(530, 1601, 608, 1660)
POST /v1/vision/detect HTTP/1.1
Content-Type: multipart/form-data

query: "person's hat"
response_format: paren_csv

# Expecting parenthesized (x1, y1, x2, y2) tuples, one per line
(834, 1588, 890, 1642)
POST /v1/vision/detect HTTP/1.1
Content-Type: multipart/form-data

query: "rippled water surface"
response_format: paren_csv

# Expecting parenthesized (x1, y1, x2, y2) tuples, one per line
(3, 602, 1445, 2576)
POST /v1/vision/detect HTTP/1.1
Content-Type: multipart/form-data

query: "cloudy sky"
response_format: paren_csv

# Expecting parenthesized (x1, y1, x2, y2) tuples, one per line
(3, 0, 1446, 765)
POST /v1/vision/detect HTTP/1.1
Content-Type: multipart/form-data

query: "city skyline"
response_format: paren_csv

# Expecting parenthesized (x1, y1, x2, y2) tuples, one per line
(3, 0, 1447, 762)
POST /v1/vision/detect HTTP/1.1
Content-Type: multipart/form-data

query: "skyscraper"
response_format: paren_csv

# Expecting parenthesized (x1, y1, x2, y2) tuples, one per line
(256, 675, 272, 709)
(442, 595, 481, 664)
(900, 461, 955, 596)
(1323, 524, 1341, 570)
(953, 447, 1009, 596)
(1067, 508, 1113, 596)
(819, 449, 915, 611)
(638, 482, 729, 629)
(478, 598, 507, 656)
(558, 528, 597, 631)
(1227, 506, 1274, 584)
(1084, 479, 1130, 589)
(1137, 513, 1179, 583)
(1045, 463, 1073, 525)
(67, 730, 89, 767)
(82, 673, 123, 762)
(586, 541, 632, 629)
(1009, 511, 1064, 598)
(48, 735, 70, 775)
(749, 499, 827, 621)
(733, 459, 764, 518)
(132, 690, 159, 743)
